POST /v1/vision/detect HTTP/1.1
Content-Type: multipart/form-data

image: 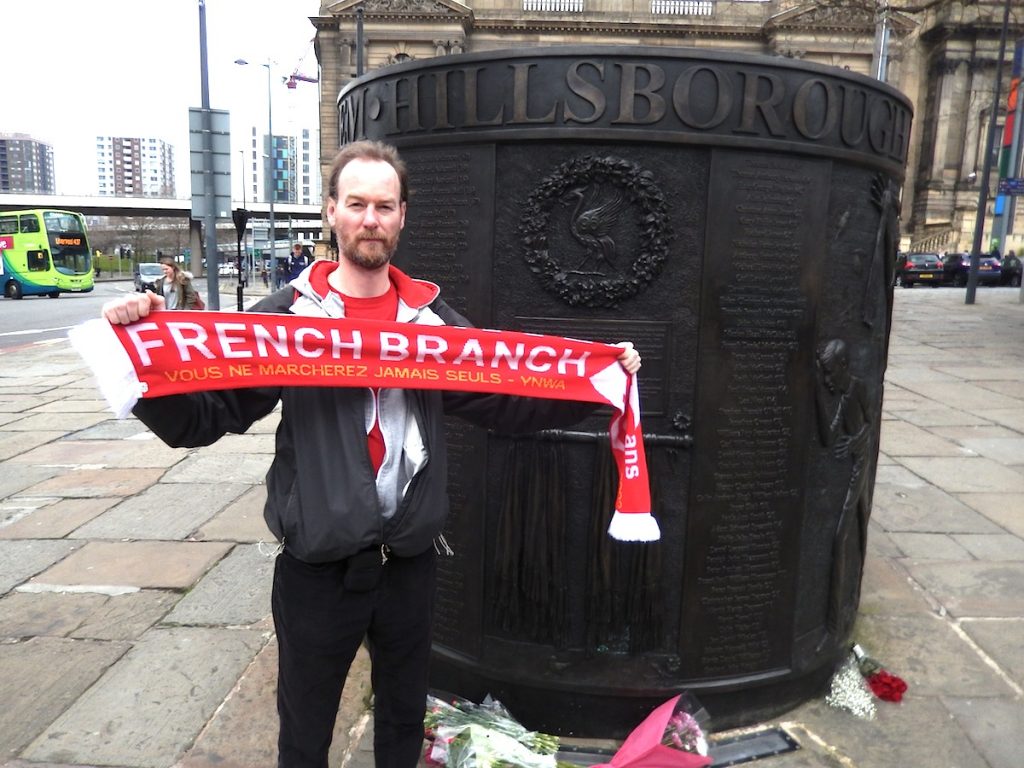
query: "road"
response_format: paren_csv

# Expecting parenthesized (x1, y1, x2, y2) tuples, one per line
(0, 280, 254, 353)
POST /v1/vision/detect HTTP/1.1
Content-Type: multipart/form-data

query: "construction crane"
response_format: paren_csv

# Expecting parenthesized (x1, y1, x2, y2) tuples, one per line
(286, 72, 318, 89)
(287, 39, 319, 89)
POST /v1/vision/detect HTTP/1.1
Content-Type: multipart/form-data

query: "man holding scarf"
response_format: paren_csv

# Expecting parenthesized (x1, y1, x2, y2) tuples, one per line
(100, 140, 640, 768)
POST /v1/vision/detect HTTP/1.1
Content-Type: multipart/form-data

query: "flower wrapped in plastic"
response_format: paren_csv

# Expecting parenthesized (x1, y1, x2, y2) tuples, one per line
(592, 694, 712, 768)
(430, 724, 558, 768)
(424, 694, 560, 768)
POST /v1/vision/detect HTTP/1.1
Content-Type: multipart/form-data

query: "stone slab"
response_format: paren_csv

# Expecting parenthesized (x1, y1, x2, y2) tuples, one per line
(17, 467, 165, 499)
(888, 532, 972, 560)
(26, 399, 106, 414)
(852, 613, 1015, 697)
(0, 466, 62, 504)
(195, 485, 272, 543)
(162, 454, 272, 486)
(0, 498, 117, 540)
(904, 381, 1023, 412)
(0, 637, 129, 761)
(0, 394, 64, 413)
(895, 457, 1024, 494)
(0, 540, 80, 595)
(904, 560, 1024, 618)
(10, 439, 187, 469)
(27, 541, 232, 592)
(931, 424, 1021, 441)
(956, 437, 1024, 466)
(773, 695, 991, 768)
(62, 420, 155, 441)
(23, 627, 266, 768)
(933, 365, 1024, 382)
(944, 697, 1024, 768)
(3, 413, 108, 434)
(973, 408, 1024, 433)
(952, 534, 1024, 560)
(73, 482, 249, 541)
(878, 420, 970, 456)
(70, 590, 180, 641)
(959, 618, 1024, 689)
(176, 640, 370, 768)
(959, 493, 1024, 538)
(899, 407, 994, 428)
(164, 545, 274, 627)
(871, 484, 1002, 534)
(856, 554, 933, 616)
(0, 591, 108, 639)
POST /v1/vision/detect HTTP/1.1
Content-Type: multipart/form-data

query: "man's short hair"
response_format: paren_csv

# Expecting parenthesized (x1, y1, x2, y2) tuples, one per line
(326, 140, 408, 204)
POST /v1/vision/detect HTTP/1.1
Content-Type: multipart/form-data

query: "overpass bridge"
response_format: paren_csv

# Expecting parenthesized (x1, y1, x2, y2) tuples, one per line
(0, 193, 322, 224)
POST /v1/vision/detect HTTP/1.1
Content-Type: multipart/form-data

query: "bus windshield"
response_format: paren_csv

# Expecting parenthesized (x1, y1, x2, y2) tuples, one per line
(43, 211, 92, 275)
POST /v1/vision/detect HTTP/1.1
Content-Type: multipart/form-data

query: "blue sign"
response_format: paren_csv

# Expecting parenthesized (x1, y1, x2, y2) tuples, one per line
(998, 177, 1024, 195)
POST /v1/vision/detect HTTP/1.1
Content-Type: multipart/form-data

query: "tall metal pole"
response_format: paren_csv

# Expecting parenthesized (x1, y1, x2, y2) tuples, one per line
(966, 0, 1012, 305)
(198, 0, 220, 309)
(356, 5, 365, 78)
(266, 61, 276, 278)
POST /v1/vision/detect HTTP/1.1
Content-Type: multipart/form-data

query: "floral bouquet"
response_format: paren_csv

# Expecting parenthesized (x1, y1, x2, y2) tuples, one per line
(591, 694, 712, 768)
(424, 694, 560, 768)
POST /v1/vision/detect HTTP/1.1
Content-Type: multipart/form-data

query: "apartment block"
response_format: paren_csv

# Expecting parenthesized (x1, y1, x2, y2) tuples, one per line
(96, 136, 176, 197)
(0, 133, 56, 194)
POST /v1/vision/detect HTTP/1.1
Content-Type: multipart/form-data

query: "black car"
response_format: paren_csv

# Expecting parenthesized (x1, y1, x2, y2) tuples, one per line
(896, 252, 946, 288)
(942, 252, 1002, 287)
(998, 252, 1022, 287)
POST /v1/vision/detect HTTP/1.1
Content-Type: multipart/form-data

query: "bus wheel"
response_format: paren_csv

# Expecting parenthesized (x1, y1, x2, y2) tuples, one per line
(4, 281, 22, 300)
(47, 291, 60, 298)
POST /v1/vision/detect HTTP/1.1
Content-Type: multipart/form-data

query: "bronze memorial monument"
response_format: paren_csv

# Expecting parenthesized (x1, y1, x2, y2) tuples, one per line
(337, 46, 911, 736)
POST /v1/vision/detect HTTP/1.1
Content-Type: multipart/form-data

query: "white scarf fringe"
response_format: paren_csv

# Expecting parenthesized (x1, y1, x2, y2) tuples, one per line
(68, 319, 144, 419)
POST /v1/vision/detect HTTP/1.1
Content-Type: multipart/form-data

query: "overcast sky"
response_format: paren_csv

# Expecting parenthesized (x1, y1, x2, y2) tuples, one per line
(3, 0, 323, 197)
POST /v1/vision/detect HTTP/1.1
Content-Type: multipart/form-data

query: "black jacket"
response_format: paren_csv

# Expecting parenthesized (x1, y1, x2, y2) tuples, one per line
(132, 265, 593, 563)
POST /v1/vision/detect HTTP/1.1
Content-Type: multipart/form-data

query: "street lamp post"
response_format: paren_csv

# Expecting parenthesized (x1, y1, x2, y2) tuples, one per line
(966, 0, 1012, 305)
(235, 58, 275, 278)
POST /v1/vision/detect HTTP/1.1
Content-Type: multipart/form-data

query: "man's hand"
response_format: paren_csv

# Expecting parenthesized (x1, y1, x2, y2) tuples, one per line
(615, 342, 641, 375)
(102, 291, 165, 325)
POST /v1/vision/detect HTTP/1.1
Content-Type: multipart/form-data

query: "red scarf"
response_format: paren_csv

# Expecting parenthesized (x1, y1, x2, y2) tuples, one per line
(69, 311, 659, 542)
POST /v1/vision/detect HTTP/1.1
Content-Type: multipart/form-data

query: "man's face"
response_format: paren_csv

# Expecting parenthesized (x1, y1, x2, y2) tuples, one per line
(326, 158, 406, 270)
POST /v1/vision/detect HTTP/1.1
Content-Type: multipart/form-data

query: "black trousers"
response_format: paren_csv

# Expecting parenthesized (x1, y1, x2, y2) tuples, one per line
(272, 546, 437, 768)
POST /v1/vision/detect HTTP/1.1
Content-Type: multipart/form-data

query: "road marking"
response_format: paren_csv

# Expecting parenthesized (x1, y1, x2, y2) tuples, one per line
(0, 325, 74, 337)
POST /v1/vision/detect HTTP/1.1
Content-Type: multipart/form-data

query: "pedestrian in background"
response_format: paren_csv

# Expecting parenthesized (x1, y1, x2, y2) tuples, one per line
(101, 140, 641, 768)
(157, 257, 199, 310)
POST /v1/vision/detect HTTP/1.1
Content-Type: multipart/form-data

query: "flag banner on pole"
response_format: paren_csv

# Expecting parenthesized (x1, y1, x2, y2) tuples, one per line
(69, 311, 658, 542)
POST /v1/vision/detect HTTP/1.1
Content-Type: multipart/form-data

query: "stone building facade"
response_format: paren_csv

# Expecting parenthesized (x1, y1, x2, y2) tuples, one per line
(310, 0, 1024, 255)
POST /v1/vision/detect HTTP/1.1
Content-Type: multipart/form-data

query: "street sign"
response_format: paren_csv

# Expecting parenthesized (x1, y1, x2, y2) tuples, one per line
(997, 177, 1024, 195)
(189, 107, 232, 220)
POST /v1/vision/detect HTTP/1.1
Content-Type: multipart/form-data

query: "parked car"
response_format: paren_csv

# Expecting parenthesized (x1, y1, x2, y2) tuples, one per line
(998, 252, 1022, 287)
(942, 252, 1002, 287)
(134, 263, 164, 293)
(895, 252, 946, 288)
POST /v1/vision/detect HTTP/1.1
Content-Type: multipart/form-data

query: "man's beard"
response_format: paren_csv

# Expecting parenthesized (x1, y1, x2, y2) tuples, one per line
(341, 231, 399, 270)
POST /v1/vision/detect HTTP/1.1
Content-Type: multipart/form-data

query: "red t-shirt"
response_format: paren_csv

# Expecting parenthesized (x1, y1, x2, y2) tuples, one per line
(309, 261, 398, 474)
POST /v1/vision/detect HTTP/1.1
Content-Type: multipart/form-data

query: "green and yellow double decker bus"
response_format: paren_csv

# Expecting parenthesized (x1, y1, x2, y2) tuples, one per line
(0, 209, 95, 299)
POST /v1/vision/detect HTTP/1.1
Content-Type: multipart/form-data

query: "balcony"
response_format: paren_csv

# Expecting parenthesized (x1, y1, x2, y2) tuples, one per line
(523, 0, 584, 11)
(651, 0, 714, 15)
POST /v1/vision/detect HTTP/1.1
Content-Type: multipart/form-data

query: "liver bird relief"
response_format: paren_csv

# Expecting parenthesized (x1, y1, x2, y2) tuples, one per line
(561, 184, 629, 275)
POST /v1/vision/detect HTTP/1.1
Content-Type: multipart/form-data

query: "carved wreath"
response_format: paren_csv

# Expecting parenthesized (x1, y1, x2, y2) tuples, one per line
(518, 155, 673, 308)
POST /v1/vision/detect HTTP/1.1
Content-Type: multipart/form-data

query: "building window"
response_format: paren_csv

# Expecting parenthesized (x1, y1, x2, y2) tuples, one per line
(651, 0, 714, 14)
(523, 0, 584, 10)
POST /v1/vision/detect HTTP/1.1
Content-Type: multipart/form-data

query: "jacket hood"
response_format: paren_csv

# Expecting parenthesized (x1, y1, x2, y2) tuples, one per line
(288, 261, 441, 321)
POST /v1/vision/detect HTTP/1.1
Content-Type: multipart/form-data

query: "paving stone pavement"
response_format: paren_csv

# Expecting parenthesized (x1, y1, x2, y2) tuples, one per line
(2, 287, 1023, 768)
